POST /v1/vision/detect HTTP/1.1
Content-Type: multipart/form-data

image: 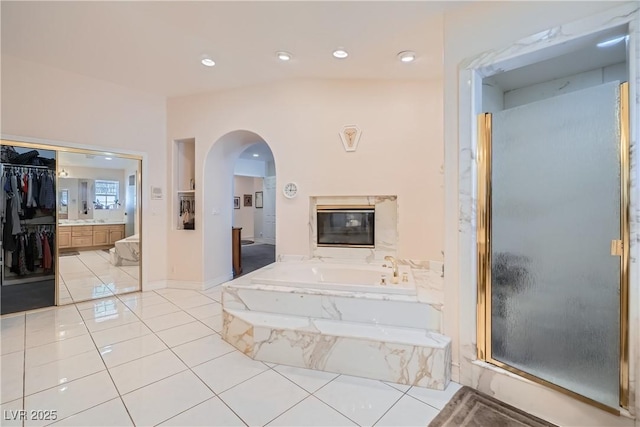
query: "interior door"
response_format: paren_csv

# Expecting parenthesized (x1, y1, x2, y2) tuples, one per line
(125, 173, 136, 237)
(479, 81, 628, 410)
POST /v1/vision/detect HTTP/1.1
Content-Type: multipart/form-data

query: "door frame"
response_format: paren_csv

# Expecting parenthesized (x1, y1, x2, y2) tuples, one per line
(1, 138, 143, 306)
(475, 82, 630, 414)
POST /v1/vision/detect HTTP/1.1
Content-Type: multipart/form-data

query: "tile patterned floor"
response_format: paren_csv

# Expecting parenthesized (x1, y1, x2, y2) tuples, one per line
(0, 288, 460, 426)
(58, 250, 140, 304)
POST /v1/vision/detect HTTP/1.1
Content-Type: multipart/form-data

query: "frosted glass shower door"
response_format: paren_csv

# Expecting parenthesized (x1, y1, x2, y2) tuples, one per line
(490, 82, 621, 408)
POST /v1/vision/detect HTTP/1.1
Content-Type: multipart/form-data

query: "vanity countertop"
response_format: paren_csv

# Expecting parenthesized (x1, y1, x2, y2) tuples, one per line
(58, 220, 127, 227)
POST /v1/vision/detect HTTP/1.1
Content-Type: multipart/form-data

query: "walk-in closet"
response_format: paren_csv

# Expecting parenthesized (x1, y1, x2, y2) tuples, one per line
(1, 140, 142, 315)
(1, 144, 57, 313)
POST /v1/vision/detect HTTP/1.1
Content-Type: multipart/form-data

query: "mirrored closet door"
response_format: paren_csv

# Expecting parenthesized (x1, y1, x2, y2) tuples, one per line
(1, 143, 57, 314)
(57, 150, 141, 304)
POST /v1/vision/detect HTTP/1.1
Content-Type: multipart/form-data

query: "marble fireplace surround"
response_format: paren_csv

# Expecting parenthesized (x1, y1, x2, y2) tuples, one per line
(309, 195, 397, 261)
(451, 3, 640, 426)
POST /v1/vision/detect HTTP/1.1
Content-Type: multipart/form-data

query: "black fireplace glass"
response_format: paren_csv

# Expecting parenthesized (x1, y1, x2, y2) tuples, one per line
(317, 208, 375, 247)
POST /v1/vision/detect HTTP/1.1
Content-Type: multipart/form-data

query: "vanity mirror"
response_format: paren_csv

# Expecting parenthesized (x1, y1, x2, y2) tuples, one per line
(57, 150, 141, 304)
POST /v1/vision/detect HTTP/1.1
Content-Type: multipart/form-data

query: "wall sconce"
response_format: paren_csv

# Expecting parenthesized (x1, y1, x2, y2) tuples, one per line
(59, 169, 69, 177)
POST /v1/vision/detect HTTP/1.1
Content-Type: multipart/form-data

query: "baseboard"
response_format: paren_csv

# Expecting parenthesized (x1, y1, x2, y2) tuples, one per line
(204, 273, 234, 290)
(143, 280, 168, 291)
(164, 280, 205, 290)
(160, 273, 233, 291)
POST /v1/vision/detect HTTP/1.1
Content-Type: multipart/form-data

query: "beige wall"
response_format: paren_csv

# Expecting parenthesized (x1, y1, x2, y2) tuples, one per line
(1, 55, 168, 286)
(233, 175, 260, 239)
(167, 78, 444, 283)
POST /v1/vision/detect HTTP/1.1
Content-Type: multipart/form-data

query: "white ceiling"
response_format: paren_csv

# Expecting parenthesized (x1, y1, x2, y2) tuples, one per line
(59, 151, 138, 171)
(238, 142, 274, 162)
(1, 1, 462, 98)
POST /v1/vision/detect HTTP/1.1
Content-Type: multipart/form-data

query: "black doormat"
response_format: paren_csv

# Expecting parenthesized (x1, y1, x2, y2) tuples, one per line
(59, 251, 80, 257)
(241, 240, 254, 245)
(429, 386, 557, 427)
(1, 279, 55, 315)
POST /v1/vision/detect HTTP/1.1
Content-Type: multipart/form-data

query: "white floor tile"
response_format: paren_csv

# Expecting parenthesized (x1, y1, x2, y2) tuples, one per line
(109, 349, 187, 395)
(1, 313, 25, 332)
(91, 321, 152, 347)
(199, 314, 222, 332)
(375, 394, 440, 426)
(384, 381, 412, 393)
(156, 321, 214, 347)
(159, 397, 245, 426)
(143, 311, 195, 332)
(155, 289, 201, 299)
(25, 334, 96, 368)
(1, 317, 25, 348)
(1, 351, 24, 404)
(219, 369, 308, 426)
(25, 321, 89, 349)
(200, 287, 222, 302)
(171, 295, 217, 310)
(172, 335, 235, 367)
(51, 398, 133, 426)
(183, 302, 221, 320)
(26, 306, 82, 329)
(118, 292, 166, 308)
(24, 371, 118, 427)
(274, 365, 339, 393)
(406, 381, 462, 410)
(268, 396, 357, 426)
(121, 370, 214, 427)
(0, 399, 24, 426)
(1, 334, 25, 355)
(82, 309, 139, 332)
(193, 351, 269, 393)
(314, 375, 403, 426)
(25, 349, 105, 395)
(130, 302, 181, 320)
(99, 334, 167, 368)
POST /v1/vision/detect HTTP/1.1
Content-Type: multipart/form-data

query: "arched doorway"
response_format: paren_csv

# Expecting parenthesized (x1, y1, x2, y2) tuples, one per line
(202, 130, 276, 285)
(232, 142, 276, 276)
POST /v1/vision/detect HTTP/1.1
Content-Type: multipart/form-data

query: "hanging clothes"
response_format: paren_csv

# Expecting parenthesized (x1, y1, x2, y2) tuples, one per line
(42, 232, 52, 271)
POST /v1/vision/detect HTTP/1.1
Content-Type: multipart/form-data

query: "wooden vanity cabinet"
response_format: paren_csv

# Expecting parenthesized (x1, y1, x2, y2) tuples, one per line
(58, 224, 125, 250)
(59, 229, 72, 248)
(93, 227, 109, 245)
(108, 226, 124, 244)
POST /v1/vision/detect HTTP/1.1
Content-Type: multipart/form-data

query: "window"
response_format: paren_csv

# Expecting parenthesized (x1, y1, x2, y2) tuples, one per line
(94, 180, 120, 209)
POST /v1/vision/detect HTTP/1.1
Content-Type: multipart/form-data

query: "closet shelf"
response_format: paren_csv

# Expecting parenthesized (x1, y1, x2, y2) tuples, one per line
(177, 190, 195, 193)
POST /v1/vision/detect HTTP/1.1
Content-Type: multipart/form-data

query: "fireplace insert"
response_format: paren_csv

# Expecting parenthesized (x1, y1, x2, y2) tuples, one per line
(317, 206, 375, 247)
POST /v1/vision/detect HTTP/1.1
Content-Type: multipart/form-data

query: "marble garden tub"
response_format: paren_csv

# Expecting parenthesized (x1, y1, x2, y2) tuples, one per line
(249, 262, 416, 295)
(222, 260, 451, 390)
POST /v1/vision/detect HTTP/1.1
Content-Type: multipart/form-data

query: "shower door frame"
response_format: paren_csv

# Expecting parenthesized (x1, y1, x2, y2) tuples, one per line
(476, 82, 630, 414)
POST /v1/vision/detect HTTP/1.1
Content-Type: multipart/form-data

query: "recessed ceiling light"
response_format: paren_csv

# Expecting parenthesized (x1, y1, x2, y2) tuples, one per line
(332, 49, 349, 59)
(105, 157, 112, 160)
(397, 51, 416, 63)
(597, 35, 628, 48)
(276, 51, 292, 61)
(201, 57, 216, 67)
(252, 153, 259, 157)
